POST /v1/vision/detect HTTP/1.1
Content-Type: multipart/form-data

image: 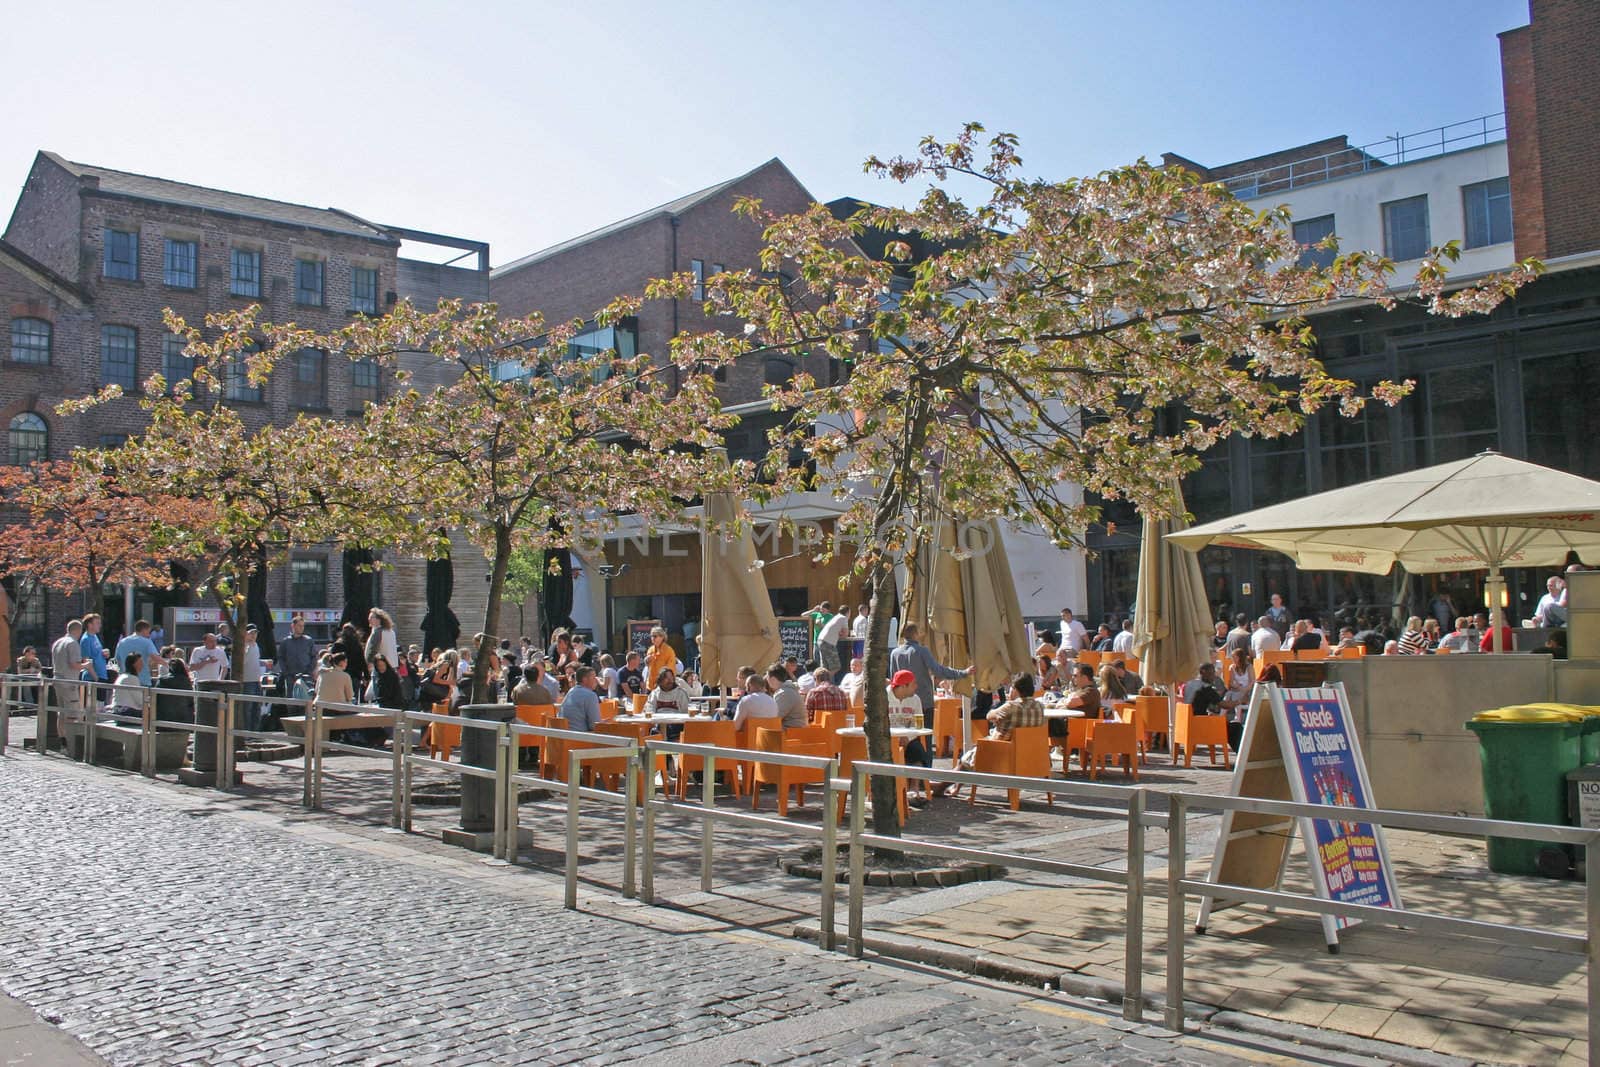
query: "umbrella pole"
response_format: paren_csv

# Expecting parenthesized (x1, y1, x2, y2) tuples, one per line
(1486, 565, 1508, 654)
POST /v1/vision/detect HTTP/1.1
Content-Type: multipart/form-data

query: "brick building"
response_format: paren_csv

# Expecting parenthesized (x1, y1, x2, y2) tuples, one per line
(2, 152, 489, 651)
(1086, 0, 1600, 628)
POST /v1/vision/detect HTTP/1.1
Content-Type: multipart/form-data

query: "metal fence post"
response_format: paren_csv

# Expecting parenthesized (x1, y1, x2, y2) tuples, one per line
(565, 749, 582, 909)
(641, 742, 657, 904)
(390, 709, 405, 828)
(140, 686, 156, 777)
(492, 722, 510, 861)
(1123, 788, 1146, 1022)
(820, 757, 839, 952)
(621, 746, 638, 899)
(701, 752, 716, 892)
(309, 701, 323, 809)
(1587, 837, 1599, 1062)
(1165, 793, 1188, 1032)
(400, 709, 414, 833)
(504, 725, 521, 866)
(216, 692, 234, 793)
(83, 681, 98, 764)
(847, 765, 867, 958)
(1, 676, 11, 755)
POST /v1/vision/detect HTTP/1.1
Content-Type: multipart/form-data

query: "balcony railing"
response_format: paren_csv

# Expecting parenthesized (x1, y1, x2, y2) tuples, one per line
(1223, 112, 1507, 199)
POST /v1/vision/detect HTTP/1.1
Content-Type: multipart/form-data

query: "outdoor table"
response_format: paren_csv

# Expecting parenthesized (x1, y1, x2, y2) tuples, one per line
(613, 713, 694, 725)
(835, 726, 934, 738)
(1042, 708, 1086, 719)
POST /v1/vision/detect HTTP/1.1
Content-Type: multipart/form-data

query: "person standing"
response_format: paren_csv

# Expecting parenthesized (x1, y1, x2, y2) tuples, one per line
(850, 603, 870, 643)
(1058, 609, 1088, 653)
(1223, 614, 1253, 657)
(189, 632, 229, 684)
(1266, 593, 1292, 638)
(112, 620, 160, 686)
(79, 613, 110, 684)
(888, 623, 973, 735)
(1249, 616, 1279, 658)
(816, 606, 849, 675)
(277, 615, 316, 690)
(337, 623, 368, 700)
(1112, 618, 1136, 655)
(50, 620, 88, 743)
(644, 627, 676, 690)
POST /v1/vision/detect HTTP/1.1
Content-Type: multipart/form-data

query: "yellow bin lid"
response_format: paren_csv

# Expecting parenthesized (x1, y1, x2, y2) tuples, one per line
(1521, 703, 1600, 719)
(1471, 705, 1585, 723)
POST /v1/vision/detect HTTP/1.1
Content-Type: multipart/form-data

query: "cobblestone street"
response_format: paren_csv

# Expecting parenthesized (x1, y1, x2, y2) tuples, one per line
(0, 750, 1389, 1066)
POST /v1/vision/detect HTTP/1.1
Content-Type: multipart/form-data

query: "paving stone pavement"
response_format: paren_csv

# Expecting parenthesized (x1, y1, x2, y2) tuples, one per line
(0, 750, 1407, 1067)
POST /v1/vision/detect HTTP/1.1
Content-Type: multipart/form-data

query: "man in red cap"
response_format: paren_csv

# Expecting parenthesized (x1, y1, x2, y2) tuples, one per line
(885, 667, 938, 801)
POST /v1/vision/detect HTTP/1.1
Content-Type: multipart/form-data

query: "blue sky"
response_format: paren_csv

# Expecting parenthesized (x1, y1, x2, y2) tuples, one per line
(3, 0, 1528, 267)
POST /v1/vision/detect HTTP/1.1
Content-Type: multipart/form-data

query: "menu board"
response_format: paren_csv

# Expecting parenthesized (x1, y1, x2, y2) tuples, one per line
(627, 619, 660, 657)
(777, 616, 812, 665)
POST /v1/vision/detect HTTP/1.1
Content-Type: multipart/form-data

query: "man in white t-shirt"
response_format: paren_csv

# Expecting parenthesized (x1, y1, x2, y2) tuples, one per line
(1111, 618, 1135, 654)
(1059, 609, 1088, 652)
(850, 603, 869, 640)
(1249, 616, 1280, 658)
(817, 606, 850, 674)
(840, 656, 866, 701)
(189, 633, 229, 684)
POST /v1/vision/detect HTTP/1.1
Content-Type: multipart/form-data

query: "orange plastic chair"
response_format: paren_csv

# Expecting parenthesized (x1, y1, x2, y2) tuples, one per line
(1295, 646, 1329, 660)
(933, 696, 963, 760)
(1052, 716, 1097, 774)
(1126, 694, 1169, 761)
(599, 698, 620, 720)
(1254, 648, 1295, 675)
(835, 734, 907, 826)
(677, 720, 741, 798)
(1123, 657, 1140, 676)
(514, 703, 556, 752)
(736, 715, 782, 786)
(594, 720, 670, 796)
(630, 693, 647, 716)
(539, 715, 570, 780)
(749, 728, 828, 815)
(1173, 702, 1231, 769)
(812, 710, 850, 735)
(1076, 650, 1102, 669)
(1433, 646, 1452, 655)
(1085, 721, 1139, 780)
(424, 701, 460, 761)
(1102, 652, 1128, 667)
(784, 724, 831, 747)
(966, 724, 1053, 810)
(847, 686, 865, 711)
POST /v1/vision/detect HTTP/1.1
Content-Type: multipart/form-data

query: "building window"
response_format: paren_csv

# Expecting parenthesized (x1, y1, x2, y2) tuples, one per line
(1463, 178, 1513, 249)
(162, 334, 195, 393)
(6, 578, 45, 651)
(163, 238, 197, 288)
(351, 267, 378, 314)
(1400, 363, 1498, 465)
(1319, 390, 1392, 489)
(295, 259, 325, 306)
(764, 357, 796, 388)
(1248, 431, 1307, 509)
(1523, 351, 1600, 479)
(290, 348, 326, 409)
(290, 557, 327, 608)
(101, 325, 138, 390)
(350, 358, 381, 410)
(230, 248, 262, 297)
(1382, 195, 1430, 262)
(691, 259, 705, 301)
(98, 433, 129, 449)
(8, 413, 47, 465)
(103, 228, 139, 280)
(9, 318, 51, 364)
(1292, 214, 1336, 270)
(223, 348, 263, 403)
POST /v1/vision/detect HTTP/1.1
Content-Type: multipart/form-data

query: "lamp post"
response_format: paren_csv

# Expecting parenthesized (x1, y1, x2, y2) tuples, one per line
(596, 563, 629, 655)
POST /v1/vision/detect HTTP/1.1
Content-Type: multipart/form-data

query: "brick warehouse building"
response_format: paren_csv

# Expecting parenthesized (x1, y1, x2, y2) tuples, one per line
(1085, 0, 1600, 629)
(2, 151, 490, 652)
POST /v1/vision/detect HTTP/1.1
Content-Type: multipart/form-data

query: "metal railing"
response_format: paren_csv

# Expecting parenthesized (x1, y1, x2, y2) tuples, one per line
(1221, 112, 1506, 198)
(639, 739, 841, 946)
(847, 760, 1161, 1020)
(1166, 791, 1600, 1059)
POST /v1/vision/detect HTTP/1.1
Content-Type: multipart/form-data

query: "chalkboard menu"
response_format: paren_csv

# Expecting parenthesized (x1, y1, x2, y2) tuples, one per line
(777, 616, 812, 666)
(627, 619, 660, 657)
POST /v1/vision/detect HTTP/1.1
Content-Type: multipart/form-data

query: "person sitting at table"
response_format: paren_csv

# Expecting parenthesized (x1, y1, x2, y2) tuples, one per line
(1097, 663, 1129, 704)
(560, 666, 603, 732)
(887, 669, 935, 801)
(644, 668, 691, 716)
(1397, 616, 1429, 655)
(366, 654, 403, 747)
(315, 650, 356, 743)
(678, 670, 704, 699)
(804, 667, 849, 719)
(1223, 647, 1253, 707)
(1064, 663, 1101, 720)
(1111, 657, 1143, 694)
(617, 651, 646, 698)
(768, 665, 806, 728)
(839, 657, 867, 702)
(108, 652, 146, 722)
(598, 654, 619, 698)
(955, 672, 1045, 772)
(731, 674, 778, 728)
(511, 664, 548, 707)
(1181, 662, 1226, 716)
(795, 659, 820, 695)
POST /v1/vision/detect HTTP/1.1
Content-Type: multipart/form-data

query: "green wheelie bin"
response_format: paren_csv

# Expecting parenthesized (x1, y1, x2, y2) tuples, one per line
(1465, 706, 1584, 876)
(1521, 704, 1600, 765)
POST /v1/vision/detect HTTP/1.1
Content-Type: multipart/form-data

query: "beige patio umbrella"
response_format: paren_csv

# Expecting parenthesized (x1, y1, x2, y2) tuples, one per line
(959, 519, 1033, 691)
(698, 478, 781, 687)
(901, 516, 970, 693)
(1167, 451, 1600, 652)
(1133, 484, 1215, 689)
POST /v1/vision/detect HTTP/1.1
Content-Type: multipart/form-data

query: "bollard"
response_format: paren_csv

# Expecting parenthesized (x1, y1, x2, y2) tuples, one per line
(1123, 788, 1146, 1022)
(1165, 793, 1188, 1032)
(820, 758, 839, 951)
(1, 677, 10, 756)
(701, 753, 716, 893)
(847, 765, 867, 958)
(140, 687, 156, 777)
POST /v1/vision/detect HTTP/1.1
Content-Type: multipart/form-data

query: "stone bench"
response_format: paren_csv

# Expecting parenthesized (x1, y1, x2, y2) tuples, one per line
(87, 722, 189, 772)
(280, 711, 398, 740)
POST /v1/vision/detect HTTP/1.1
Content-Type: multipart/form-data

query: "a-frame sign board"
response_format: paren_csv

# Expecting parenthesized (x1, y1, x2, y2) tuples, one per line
(1197, 682, 1401, 952)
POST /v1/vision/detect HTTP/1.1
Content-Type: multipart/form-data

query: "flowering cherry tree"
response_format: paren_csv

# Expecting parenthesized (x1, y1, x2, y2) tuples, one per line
(663, 125, 1539, 834)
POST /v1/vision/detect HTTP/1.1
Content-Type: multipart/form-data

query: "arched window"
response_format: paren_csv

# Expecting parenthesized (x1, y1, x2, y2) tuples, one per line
(8, 412, 47, 465)
(764, 357, 796, 388)
(9, 318, 51, 364)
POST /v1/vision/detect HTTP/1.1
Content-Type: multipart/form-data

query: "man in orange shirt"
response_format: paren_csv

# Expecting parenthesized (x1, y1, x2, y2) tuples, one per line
(645, 627, 677, 689)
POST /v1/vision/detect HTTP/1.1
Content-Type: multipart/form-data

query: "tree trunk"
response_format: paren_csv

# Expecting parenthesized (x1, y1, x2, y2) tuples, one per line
(471, 523, 513, 706)
(862, 559, 901, 838)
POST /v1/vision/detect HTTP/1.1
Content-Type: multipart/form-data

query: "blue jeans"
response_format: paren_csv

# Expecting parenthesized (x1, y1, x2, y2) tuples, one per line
(241, 682, 262, 731)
